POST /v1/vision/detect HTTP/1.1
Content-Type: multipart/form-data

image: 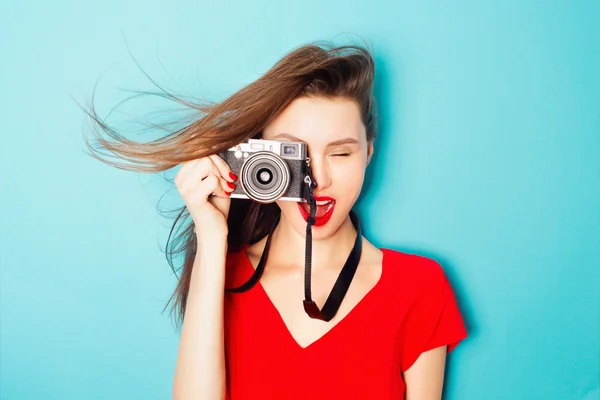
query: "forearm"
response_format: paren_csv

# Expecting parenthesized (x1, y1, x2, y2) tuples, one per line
(172, 238, 228, 400)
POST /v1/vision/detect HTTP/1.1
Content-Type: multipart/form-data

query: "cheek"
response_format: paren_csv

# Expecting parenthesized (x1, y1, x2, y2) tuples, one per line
(334, 161, 367, 191)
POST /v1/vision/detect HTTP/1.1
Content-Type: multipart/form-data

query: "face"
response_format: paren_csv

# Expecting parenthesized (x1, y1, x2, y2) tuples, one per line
(262, 96, 374, 240)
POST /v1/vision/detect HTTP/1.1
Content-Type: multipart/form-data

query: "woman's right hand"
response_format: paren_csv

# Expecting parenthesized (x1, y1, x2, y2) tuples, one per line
(174, 155, 236, 240)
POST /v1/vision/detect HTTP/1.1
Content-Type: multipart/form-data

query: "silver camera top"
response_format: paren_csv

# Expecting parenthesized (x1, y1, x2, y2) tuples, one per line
(229, 139, 307, 161)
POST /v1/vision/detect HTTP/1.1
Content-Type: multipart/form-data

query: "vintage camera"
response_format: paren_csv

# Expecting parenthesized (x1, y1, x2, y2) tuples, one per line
(219, 138, 308, 203)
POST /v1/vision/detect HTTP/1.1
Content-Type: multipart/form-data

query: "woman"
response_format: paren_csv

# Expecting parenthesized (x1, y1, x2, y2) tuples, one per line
(84, 43, 467, 399)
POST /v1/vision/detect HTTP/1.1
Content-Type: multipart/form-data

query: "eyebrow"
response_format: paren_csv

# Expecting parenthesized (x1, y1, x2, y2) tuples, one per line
(272, 133, 359, 147)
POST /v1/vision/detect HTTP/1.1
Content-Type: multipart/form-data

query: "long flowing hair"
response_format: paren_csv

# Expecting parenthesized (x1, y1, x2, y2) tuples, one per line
(80, 42, 377, 328)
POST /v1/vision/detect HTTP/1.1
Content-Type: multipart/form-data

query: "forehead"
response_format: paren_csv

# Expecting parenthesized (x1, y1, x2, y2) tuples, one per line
(262, 97, 365, 144)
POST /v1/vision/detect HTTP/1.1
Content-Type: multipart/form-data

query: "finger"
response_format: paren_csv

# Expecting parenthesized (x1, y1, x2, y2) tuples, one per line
(180, 157, 220, 192)
(219, 175, 236, 196)
(209, 154, 236, 182)
(175, 158, 202, 187)
(195, 175, 230, 200)
(179, 158, 201, 174)
(188, 174, 219, 208)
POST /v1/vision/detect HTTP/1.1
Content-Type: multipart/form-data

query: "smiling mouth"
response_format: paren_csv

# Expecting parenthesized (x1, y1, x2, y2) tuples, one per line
(300, 199, 335, 218)
(297, 196, 336, 226)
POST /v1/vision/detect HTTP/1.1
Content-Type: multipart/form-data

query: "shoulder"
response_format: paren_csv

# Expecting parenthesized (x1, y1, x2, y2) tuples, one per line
(382, 248, 447, 283)
(385, 248, 468, 370)
(381, 248, 451, 300)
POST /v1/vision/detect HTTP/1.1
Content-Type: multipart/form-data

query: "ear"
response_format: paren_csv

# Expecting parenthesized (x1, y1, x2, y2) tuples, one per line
(366, 140, 374, 166)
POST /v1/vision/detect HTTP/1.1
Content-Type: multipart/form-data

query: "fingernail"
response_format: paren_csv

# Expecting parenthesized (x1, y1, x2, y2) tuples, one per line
(229, 172, 237, 181)
(225, 191, 231, 196)
(227, 182, 236, 189)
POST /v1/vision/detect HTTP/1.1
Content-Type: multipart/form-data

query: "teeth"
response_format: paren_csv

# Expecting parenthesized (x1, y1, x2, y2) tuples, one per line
(301, 200, 334, 214)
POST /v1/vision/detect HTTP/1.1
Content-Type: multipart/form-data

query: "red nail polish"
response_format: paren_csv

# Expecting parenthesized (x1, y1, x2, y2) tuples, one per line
(229, 172, 237, 181)
(225, 191, 231, 196)
(227, 182, 235, 189)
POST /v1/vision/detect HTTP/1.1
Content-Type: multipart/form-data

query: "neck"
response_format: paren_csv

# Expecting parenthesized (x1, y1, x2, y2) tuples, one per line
(269, 213, 358, 272)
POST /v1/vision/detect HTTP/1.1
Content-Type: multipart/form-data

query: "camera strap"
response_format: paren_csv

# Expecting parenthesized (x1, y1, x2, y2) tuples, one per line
(227, 162, 363, 322)
(300, 164, 363, 321)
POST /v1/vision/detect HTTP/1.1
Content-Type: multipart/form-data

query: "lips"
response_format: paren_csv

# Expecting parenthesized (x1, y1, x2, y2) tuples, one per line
(297, 196, 336, 227)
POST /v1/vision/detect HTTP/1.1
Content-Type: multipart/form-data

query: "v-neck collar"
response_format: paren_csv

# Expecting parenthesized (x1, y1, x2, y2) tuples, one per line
(240, 247, 388, 351)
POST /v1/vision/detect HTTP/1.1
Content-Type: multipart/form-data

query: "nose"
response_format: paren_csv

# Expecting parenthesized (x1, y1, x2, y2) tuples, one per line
(308, 156, 332, 193)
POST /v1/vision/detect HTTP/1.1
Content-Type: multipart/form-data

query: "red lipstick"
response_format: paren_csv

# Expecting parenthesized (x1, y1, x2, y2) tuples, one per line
(297, 196, 336, 227)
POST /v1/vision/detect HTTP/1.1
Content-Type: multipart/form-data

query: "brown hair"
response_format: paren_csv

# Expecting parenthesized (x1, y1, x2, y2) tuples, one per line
(80, 41, 377, 328)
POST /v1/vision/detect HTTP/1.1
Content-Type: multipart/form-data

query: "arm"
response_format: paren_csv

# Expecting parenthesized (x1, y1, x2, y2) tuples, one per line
(172, 238, 228, 400)
(403, 345, 448, 400)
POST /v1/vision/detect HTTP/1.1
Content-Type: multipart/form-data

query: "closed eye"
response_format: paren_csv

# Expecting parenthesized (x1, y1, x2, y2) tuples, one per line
(332, 153, 351, 157)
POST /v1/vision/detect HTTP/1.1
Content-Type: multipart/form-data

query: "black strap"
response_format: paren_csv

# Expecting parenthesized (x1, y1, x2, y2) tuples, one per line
(300, 163, 362, 321)
(302, 211, 362, 321)
(225, 214, 279, 294)
(226, 164, 362, 322)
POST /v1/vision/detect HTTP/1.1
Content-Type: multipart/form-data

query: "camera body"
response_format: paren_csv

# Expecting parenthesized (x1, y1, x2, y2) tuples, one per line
(219, 138, 308, 203)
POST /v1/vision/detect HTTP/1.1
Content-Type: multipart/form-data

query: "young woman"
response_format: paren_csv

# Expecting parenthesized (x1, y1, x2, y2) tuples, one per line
(84, 43, 467, 399)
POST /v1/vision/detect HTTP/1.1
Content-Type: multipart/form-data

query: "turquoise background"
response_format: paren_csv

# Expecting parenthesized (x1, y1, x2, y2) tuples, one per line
(1, 1, 599, 399)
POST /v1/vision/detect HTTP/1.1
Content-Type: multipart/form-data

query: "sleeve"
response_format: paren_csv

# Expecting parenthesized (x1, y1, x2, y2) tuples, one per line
(400, 259, 468, 372)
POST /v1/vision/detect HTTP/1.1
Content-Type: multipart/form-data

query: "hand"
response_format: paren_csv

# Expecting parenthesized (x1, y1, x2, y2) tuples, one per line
(174, 155, 236, 239)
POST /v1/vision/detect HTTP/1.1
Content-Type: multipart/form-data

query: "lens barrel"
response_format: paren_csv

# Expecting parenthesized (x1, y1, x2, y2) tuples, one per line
(240, 151, 291, 203)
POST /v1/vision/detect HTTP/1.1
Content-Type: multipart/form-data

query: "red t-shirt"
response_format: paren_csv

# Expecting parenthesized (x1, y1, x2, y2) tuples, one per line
(223, 247, 467, 399)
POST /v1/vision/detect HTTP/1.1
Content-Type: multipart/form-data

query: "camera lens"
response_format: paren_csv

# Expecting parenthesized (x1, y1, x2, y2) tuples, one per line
(256, 168, 273, 185)
(239, 151, 290, 203)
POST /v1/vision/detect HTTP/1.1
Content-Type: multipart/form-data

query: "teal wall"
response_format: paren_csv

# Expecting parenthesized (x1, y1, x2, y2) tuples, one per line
(1, 1, 599, 399)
